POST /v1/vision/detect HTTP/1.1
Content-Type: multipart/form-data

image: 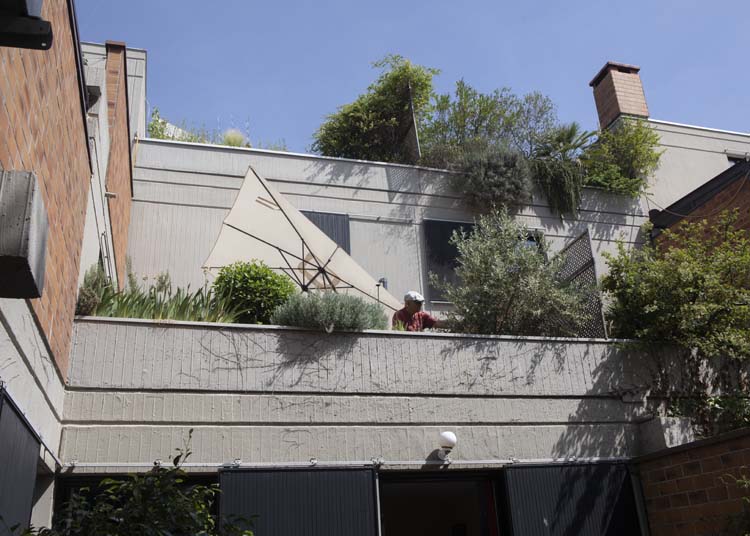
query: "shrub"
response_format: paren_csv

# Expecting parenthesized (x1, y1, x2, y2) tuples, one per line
(581, 118, 661, 196)
(212, 262, 297, 324)
(21, 432, 253, 536)
(222, 129, 248, 147)
(450, 145, 531, 210)
(431, 209, 591, 336)
(312, 55, 438, 163)
(602, 212, 750, 434)
(271, 292, 388, 332)
(530, 123, 593, 216)
(76, 263, 110, 316)
(76, 271, 239, 323)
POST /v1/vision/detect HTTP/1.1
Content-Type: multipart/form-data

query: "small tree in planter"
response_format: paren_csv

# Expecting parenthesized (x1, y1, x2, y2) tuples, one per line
(212, 261, 297, 324)
(431, 209, 592, 336)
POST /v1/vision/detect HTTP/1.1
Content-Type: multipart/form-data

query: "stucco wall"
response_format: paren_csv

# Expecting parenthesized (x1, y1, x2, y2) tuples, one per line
(647, 120, 750, 209)
(61, 318, 684, 473)
(127, 140, 647, 307)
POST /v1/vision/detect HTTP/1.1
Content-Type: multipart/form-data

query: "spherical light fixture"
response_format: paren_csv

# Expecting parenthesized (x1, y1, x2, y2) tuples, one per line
(437, 431, 457, 462)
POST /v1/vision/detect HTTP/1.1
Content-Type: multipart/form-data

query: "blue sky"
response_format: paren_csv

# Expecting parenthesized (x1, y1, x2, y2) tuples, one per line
(77, 0, 750, 153)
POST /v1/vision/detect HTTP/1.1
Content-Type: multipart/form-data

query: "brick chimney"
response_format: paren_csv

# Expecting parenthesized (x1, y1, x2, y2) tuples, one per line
(589, 62, 649, 129)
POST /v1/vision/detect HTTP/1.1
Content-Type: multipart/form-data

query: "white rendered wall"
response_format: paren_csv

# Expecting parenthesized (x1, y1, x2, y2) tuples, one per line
(127, 140, 648, 309)
(60, 318, 687, 473)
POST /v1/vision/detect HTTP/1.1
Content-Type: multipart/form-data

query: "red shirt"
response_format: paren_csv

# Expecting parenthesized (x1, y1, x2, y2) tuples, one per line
(392, 308, 438, 332)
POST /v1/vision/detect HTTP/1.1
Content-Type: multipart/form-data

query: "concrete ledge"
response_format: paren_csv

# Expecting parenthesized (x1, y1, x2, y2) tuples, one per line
(69, 318, 651, 396)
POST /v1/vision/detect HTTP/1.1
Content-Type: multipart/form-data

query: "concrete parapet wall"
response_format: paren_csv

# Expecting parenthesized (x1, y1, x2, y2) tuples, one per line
(68, 318, 650, 396)
(61, 318, 680, 471)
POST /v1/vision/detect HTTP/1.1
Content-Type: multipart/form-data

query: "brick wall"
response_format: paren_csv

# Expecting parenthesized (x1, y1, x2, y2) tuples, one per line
(104, 41, 133, 289)
(0, 0, 91, 376)
(655, 171, 750, 248)
(592, 64, 649, 129)
(637, 429, 750, 535)
(682, 174, 750, 234)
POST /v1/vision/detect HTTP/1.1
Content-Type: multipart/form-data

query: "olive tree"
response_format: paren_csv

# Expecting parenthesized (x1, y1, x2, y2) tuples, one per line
(432, 209, 591, 336)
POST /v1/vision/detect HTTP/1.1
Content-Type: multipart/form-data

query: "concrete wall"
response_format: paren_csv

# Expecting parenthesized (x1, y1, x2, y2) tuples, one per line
(127, 139, 647, 309)
(61, 318, 686, 473)
(647, 119, 750, 209)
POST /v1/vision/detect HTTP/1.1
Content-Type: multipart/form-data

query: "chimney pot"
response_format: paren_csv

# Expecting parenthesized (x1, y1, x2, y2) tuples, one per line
(590, 61, 649, 129)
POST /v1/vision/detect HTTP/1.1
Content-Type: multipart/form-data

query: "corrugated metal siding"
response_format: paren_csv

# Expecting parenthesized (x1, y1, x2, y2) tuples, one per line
(301, 211, 351, 253)
(219, 468, 377, 536)
(503, 463, 641, 536)
(0, 390, 41, 535)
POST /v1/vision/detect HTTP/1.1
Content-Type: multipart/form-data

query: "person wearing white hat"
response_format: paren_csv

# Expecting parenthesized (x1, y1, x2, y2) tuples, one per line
(391, 291, 445, 331)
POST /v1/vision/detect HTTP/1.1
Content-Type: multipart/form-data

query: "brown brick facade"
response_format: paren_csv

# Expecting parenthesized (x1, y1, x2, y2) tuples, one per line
(654, 169, 750, 248)
(682, 174, 750, 233)
(0, 0, 91, 376)
(591, 62, 649, 129)
(637, 430, 750, 535)
(104, 41, 133, 289)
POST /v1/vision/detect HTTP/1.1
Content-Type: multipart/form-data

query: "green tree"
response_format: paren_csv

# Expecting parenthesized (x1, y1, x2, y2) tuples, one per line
(419, 80, 516, 168)
(432, 209, 591, 336)
(419, 80, 558, 168)
(450, 145, 531, 210)
(18, 432, 253, 536)
(602, 212, 750, 434)
(581, 118, 661, 196)
(212, 261, 297, 324)
(530, 122, 593, 216)
(312, 55, 438, 163)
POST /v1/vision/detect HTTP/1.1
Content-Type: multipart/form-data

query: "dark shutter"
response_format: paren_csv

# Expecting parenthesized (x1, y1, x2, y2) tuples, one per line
(501, 463, 642, 536)
(220, 468, 377, 536)
(301, 211, 351, 254)
(423, 220, 474, 302)
(0, 388, 41, 535)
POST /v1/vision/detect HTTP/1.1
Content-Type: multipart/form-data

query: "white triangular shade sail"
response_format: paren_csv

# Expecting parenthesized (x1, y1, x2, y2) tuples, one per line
(203, 166, 402, 312)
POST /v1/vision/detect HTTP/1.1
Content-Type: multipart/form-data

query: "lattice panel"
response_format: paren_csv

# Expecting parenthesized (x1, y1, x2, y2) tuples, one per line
(558, 228, 607, 338)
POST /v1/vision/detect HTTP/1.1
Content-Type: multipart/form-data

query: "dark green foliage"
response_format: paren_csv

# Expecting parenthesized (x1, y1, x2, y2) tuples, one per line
(419, 80, 516, 168)
(75, 263, 110, 316)
(530, 123, 593, 216)
(271, 292, 388, 332)
(432, 209, 591, 336)
(19, 432, 253, 536)
(76, 270, 240, 323)
(602, 212, 750, 434)
(581, 118, 661, 196)
(419, 81, 558, 168)
(312, 55, 438, 163)
(451, 145, 531, 210)
(212, 261, 297, 324)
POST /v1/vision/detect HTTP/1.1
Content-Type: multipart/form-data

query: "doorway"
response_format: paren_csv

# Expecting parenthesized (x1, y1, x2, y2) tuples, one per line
(379, 473, 500, 536)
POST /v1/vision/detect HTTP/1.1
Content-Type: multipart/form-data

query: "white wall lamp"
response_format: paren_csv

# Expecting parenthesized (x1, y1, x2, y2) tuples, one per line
(437, 431, 457, 463)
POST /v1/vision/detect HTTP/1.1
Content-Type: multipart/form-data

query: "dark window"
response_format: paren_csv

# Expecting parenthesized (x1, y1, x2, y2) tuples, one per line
(423, 220, 475, 302)
(502, 463, 643, 536)
(301, 211, 351, 254)
(220, 468, 377, 536)
(728, 155, 746, 166)
(0, 388, 42, 535)
(424, 220, 544, 302)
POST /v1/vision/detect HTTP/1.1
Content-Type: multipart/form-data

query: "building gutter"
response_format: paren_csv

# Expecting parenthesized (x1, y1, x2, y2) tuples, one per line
(66, 0, 93, 175)
(64, 456, 631, 472)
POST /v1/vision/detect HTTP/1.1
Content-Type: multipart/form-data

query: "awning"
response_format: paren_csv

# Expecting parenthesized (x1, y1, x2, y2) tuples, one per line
(203, 166, 402, 312)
